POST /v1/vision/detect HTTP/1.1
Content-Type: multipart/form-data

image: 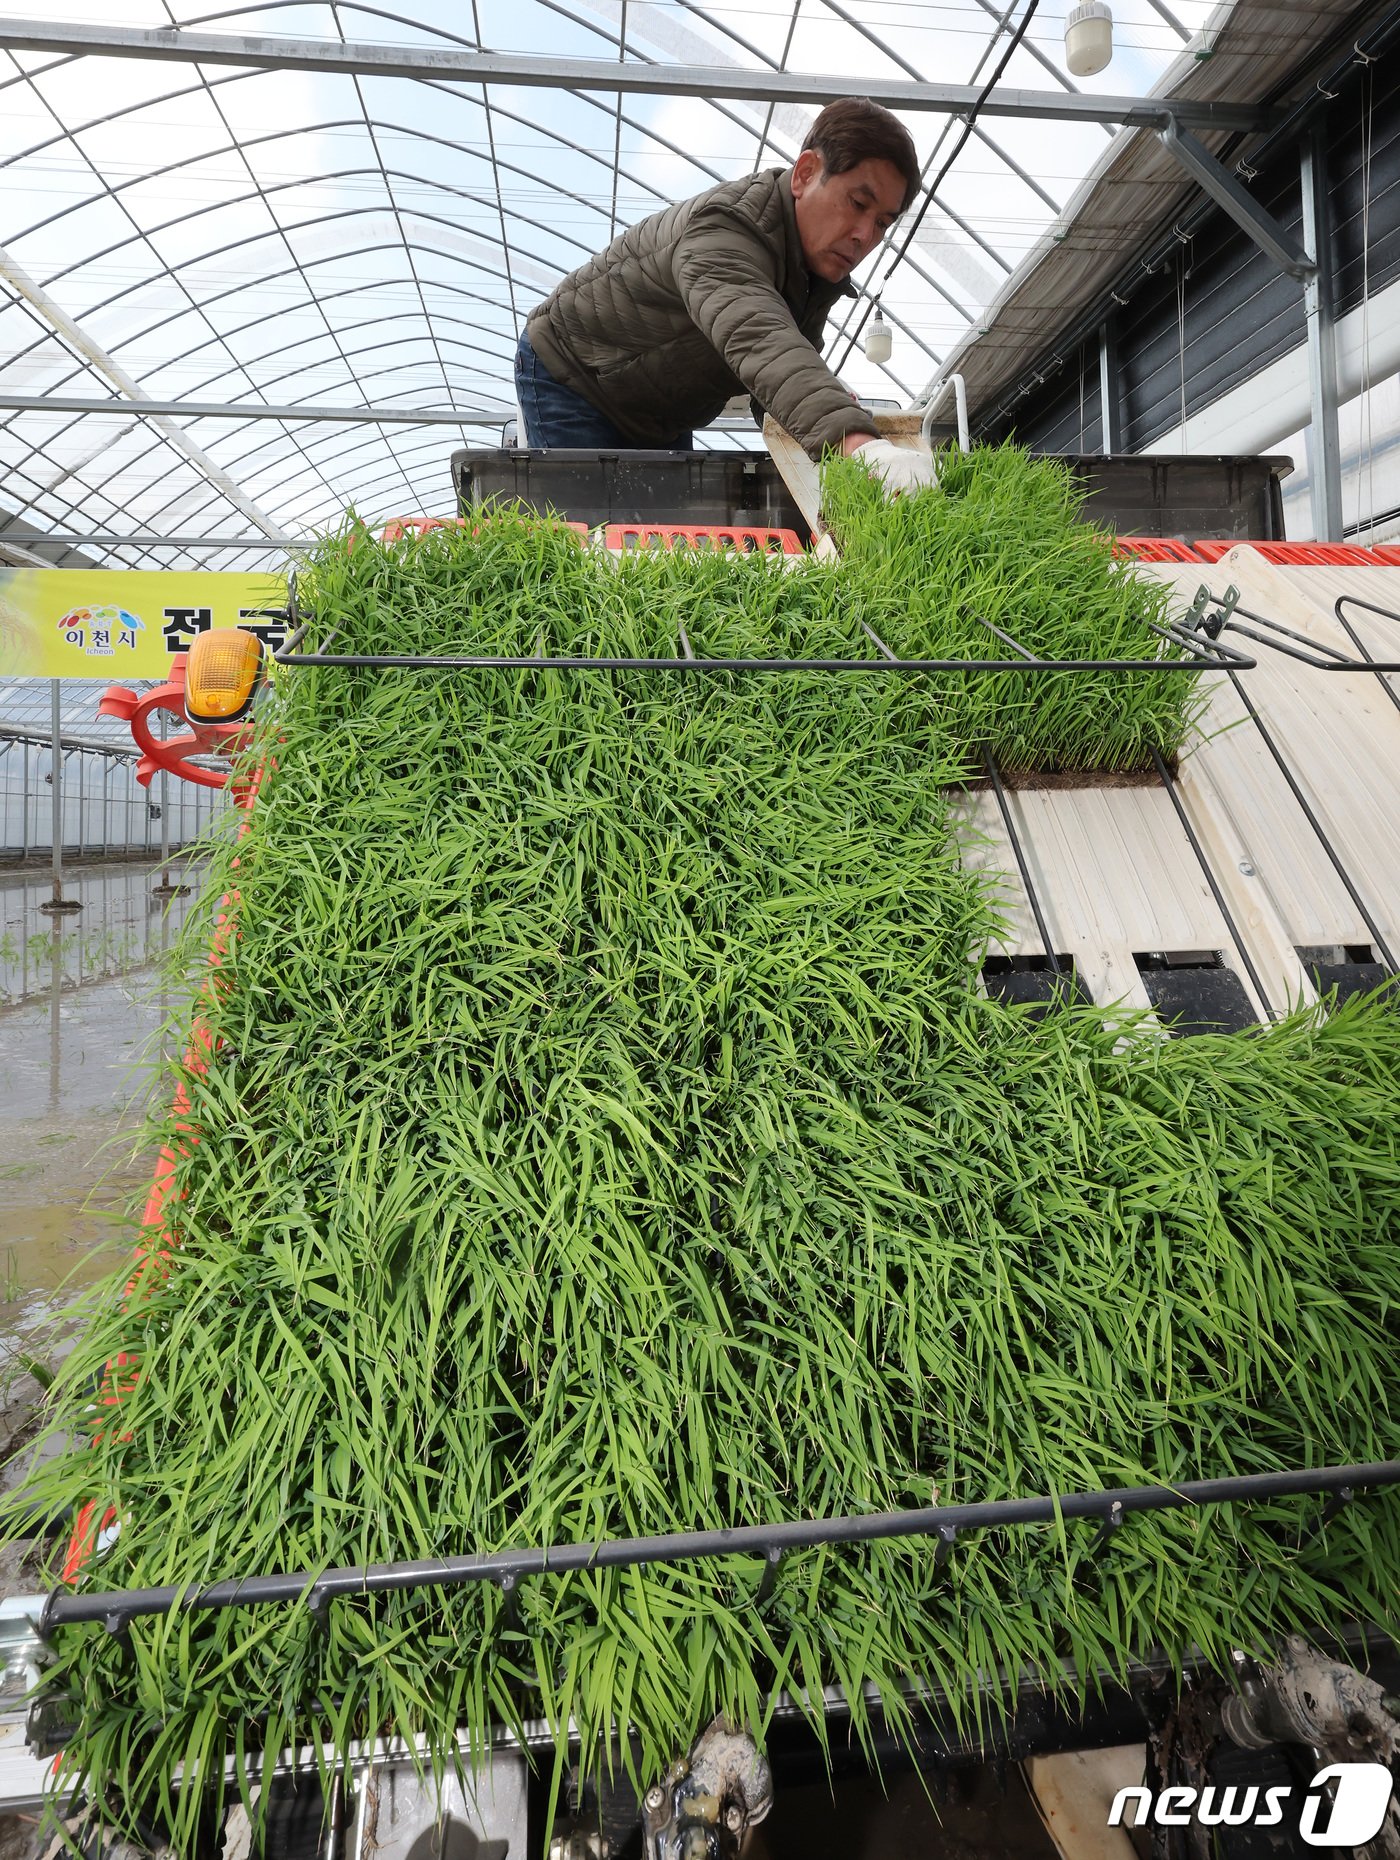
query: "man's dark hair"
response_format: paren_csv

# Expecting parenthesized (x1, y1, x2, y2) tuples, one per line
(799, 98, 920, 213)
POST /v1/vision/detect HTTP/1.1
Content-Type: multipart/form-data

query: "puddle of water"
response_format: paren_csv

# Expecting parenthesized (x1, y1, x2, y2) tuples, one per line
(0, 1130, 148, 1289)
(0, 858, 204, 1008)
(0, 982, 170, 1360)
(0, 969, 178, 1123)
(0, 862, 213, 1360)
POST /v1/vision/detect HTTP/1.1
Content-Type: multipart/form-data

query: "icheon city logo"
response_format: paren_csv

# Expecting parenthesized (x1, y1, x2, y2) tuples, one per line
(1109, 1762, 1395, 1847)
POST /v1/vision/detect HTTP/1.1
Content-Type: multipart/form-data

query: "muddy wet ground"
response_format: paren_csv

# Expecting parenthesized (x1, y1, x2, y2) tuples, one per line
(0, 860, 205, 1856)
(0, 859, 201, 1526)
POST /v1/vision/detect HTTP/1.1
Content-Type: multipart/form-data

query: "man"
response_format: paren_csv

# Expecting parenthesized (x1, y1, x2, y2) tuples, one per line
(516, 97, 937, 493)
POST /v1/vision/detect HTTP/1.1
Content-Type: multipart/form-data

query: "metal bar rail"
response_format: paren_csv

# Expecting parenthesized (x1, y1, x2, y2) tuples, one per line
(1149, 744, 1280, 1019)
(1333, 593, 1400, 718)
(980, 751, 1066, 979)
(267, 636, 1249, 680)
(269, 603, 1257, 679)
(273, 651, 1247, 674)
(40, 1459, 1400, 1640)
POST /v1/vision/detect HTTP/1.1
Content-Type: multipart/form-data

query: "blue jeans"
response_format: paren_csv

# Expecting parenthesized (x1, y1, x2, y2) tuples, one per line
(514, 329, 693, 450)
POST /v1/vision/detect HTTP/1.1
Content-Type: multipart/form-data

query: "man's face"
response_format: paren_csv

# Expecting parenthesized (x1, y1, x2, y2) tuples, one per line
(790, 151, 907, 283)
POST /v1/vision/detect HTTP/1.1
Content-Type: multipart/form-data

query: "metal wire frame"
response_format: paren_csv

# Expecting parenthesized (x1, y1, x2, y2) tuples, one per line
(980, 750, 1065, 978)
(1195, 588, 1400, 674)
(5, 15, 1259, 128)
(13, 201, 418, 539)
(20, 176, 562, 365)
(429, 0, 946, 388)
(0, 387, 267, 571)
(7, 206, 531, 372)
(523, 0, 953, 386)
(38, 1457, 1400, 1638)
(1184, 585, 1399, 976)
(1, 254, 513, 468)
(0, 116, 517, 541)
(1333, 593, 1400, 710)
(1, 39, 617, 359)
(0, 34, 709, 302)
(136, 274, 512, 405)
(0, 367, 503, 573)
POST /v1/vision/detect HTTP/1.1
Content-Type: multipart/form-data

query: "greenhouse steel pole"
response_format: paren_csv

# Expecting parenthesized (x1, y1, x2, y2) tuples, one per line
(1300, 127, 1342, 542)
(152, 713, 190, 901)
(1099, 317, 1123, 454)
(37, 682, 80, 918)
(0, 19, 1274, 130)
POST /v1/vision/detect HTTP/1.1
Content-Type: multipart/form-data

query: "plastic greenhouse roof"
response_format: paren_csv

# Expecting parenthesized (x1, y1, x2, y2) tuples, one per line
(1, 0, 1222, 577)
(0, 674, 158, 748)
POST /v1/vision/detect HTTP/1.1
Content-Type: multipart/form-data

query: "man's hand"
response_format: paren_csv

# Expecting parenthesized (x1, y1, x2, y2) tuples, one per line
(849, 436, 941, 497)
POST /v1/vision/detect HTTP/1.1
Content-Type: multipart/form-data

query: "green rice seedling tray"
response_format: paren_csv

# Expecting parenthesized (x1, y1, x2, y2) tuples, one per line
(11, 454, 1400, 1852)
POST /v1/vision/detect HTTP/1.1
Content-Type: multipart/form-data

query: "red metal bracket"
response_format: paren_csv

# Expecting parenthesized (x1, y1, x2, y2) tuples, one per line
(98, 655, 250, 791)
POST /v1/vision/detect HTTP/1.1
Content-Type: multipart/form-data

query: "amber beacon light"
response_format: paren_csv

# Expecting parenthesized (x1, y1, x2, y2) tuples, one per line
(183, 627, 267, 727)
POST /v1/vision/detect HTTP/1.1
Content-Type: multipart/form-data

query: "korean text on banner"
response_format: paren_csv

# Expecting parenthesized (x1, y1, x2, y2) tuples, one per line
(0, 568, 288, 679)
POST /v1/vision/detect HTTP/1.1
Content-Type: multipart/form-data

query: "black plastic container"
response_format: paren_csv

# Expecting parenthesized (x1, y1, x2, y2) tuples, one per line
(1048, 453, 1293, 541)
(452, 447, 1293, 543)
(452, 448, 809, 535)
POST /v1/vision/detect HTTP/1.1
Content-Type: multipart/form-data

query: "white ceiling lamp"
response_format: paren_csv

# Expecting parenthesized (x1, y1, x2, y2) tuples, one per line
(1065, 0, 1113, 76)
(864, 304, 893, 365)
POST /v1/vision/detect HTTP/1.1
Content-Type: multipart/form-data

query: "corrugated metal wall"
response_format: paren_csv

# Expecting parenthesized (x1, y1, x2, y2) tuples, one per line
(979, 37, 1400, 456)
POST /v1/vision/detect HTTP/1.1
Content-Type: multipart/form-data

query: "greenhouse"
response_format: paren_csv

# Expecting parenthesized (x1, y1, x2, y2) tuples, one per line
(1, 2, 1398, 1858)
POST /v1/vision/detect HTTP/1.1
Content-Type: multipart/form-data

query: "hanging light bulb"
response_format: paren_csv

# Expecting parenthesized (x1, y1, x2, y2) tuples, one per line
(1065, 0, 1113, 75)
(865, 305, 892, 365)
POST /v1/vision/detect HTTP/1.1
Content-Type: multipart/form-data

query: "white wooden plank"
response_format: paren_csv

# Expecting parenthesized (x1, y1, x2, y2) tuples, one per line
(1024, 1749, 1143, 1860)
(761, 415, 824, 539)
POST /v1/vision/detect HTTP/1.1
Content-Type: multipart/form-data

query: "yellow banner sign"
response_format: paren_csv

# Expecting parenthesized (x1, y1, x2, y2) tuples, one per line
(0, 568, 288, 679)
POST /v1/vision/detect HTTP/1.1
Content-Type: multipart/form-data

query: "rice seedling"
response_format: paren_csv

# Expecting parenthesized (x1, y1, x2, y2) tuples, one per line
(8, 493, 1398, 1851)
(823, 443, 1205, 773)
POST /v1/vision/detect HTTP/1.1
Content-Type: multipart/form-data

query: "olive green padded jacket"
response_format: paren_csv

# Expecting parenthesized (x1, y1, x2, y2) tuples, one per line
(525, 167, 871, 459)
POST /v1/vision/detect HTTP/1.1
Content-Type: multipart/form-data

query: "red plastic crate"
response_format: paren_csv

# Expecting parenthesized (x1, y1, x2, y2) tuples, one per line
(1193, 539, 1386, 566)
(1113, 537, 1206, 563)
(604, 523, 805, 555)
(379, 514, 588, 543)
